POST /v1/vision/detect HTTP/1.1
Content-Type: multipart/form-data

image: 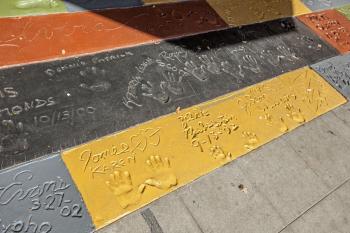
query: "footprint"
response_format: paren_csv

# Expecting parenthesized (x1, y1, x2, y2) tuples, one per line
(15, 0, 58, 9)
(144, 156, 177, 190)
(105, 171, 146, 209)
(242, 131, 259, 150)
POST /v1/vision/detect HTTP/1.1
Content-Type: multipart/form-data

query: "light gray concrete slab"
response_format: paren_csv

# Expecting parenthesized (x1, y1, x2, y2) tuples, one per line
(280, 178, 350, 233)
(175, 162, 286, 233)
(331, 102, 350, 127)
(284, 113, 350, 188)
(97, 211, 150, 233)
(236, 136, 329, 223)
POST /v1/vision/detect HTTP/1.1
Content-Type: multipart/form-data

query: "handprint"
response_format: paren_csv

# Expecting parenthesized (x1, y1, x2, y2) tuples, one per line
(209, 145, 232, 161)
(277, 46, 299, 62)
(199, 55, 221, 75)
(141, 80, 170, 104)
(144, 156, 177, 190)
(105, 171, 146, 209)
(160, 71, 184, 95)
(79, 66, 111, 93)
(0, 120, 29, 154)
(285, 103, 305, 123)
(242, 131, 259, 150)
(242, 55, 261, 74)
(260, 49, 281, 67)
(15, 0, 58, 8)
(184, 61, 208, 81)
(221, 61, 244, 81)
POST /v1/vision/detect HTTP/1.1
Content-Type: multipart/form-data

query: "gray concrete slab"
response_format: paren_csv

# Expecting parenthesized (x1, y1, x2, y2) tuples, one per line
(311, 54, 350, 99)
(284, 113, 350, 188)
(175, 162, 286, 233)
(236, 137, 329, 223)
(280, 177, 350, 233)
(0, 154, 94, 233)
(302, 0, 350, 11)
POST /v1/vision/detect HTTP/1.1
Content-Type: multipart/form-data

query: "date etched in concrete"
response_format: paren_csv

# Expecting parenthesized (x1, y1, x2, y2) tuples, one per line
(0, 17, 337, 170)
(312, 54, 350, 98)
(0, 154, 94, 233)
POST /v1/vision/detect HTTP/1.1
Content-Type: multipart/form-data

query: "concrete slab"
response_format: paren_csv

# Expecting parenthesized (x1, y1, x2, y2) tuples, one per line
(298, 10, 350, 54)
(301, 0, 350, 11)
(280, 177, 350, 233)
(0, 154, 94, 233)
(284, 113, 350, 187)
(0, 1, 227, 68)
(176, 162, 286, 233)
(0, 0, 67, 18)
(64, 0, 142, 12)
(94, 108, 350, 233)
(236, 136, 329, 222)
(311, 54, 350, 99)
(337, 3, 350, 18)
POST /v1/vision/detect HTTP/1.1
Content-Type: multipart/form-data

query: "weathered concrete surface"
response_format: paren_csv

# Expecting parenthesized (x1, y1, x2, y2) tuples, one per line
(312, 54, 350, 99)
(0, 154, 94, 233)
(302, 0, 350, 11)
(0, 18, 337, 170)
(95, 103, 350, 233)
(64, 0, 142, 11)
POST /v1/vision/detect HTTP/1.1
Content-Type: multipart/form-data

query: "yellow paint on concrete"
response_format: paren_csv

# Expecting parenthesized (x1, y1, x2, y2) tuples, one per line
(62, 67, 345, 229)
(206, 0, 311, 26)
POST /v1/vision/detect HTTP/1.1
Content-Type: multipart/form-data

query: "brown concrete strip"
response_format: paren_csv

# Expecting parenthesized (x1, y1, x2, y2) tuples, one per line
(298, 9, 350, 54)
(0, 0, 227, 68)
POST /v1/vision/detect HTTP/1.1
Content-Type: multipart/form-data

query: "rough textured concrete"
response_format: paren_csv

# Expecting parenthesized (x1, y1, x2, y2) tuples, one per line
(96, 103, 350, 233)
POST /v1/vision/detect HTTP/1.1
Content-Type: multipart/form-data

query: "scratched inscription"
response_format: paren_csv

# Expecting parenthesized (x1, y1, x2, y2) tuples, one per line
(62, 66, 345, 228)
(0, 17, 336, 170)
(312, 54, 350, 98)
(298, 10, 350, 53)
(0, 154, 93, 233)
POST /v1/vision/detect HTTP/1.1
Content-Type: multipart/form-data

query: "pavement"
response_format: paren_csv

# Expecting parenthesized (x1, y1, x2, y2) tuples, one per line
(98, 102, 350, 233)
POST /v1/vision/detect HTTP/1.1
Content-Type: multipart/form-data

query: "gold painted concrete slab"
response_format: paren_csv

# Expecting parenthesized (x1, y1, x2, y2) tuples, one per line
(62, 67, 346, 229)
(207, 0, 311, 26)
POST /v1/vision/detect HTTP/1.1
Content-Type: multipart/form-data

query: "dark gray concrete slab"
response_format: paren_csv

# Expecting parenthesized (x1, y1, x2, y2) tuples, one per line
(301, 0, 350, 11)
(64, 0, 143, 12)
(0, 154, 94, 233)
(311, 54, 350, 99)
(0, 17, 337, 170)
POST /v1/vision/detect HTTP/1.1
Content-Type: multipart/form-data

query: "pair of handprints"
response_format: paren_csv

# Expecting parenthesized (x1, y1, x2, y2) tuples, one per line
(105, 155, 177, 209)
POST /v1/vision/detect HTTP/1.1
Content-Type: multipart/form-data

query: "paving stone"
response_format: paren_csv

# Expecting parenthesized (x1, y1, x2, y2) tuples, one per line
(284, 113, 350, 187)
(301, 0, 350, 11)
(176, 161, 286, 233)
(0, 0, 67, 18)
(280, 177, 350, 233)
(207, 0, 310, 26)
(237, 137, 329, 222)
(298, 10, 350, 54)
(311, 54, 350, 99)
(0, 154, 94, 233)
(64, 0, 142, 11)
(0, 1, 227, 68)
(0, 18, 338, 170)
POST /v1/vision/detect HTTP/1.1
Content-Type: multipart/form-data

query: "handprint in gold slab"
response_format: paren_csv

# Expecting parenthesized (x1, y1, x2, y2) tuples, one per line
(105, 171, 146, 209)
(242, 131, 259, 150)
(144, 156, 177, 190)
(285, 103, 305, 123)
(209, 145, 232, 161)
